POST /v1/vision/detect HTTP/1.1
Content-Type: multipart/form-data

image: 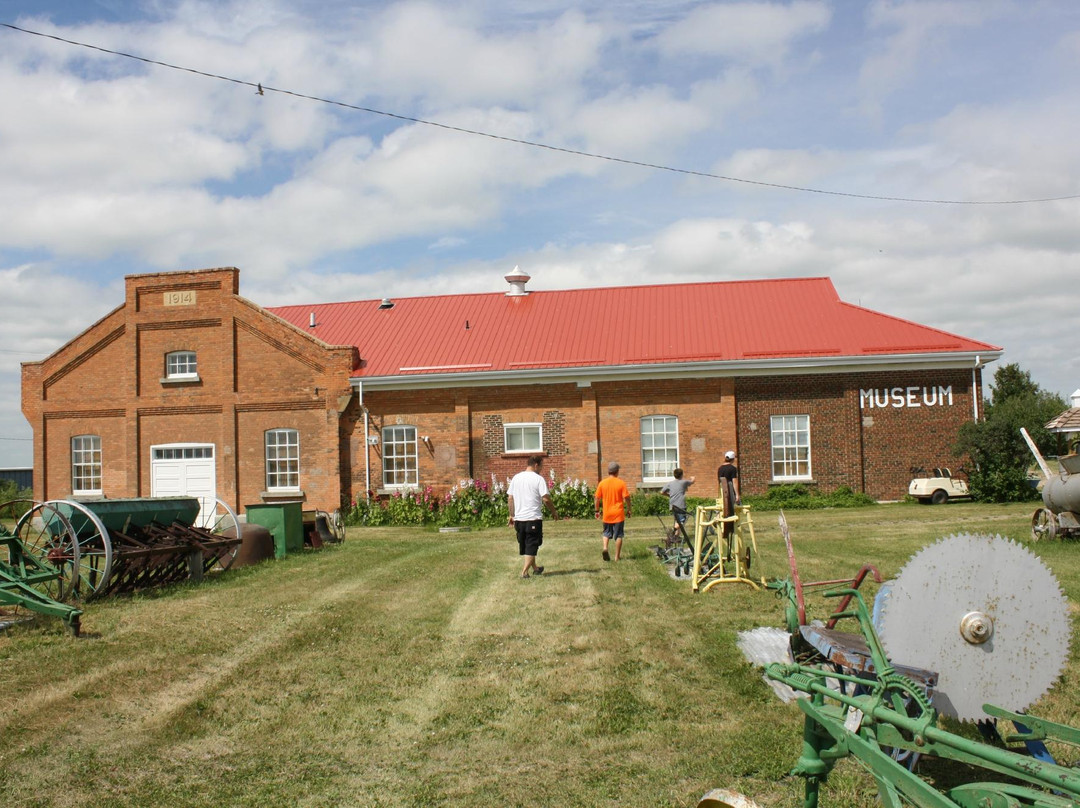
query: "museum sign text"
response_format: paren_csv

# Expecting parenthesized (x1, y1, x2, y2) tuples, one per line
(860, 385, 953, 409)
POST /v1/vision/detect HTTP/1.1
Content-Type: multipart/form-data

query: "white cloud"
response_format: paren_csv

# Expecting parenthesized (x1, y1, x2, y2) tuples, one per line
(858, 0, 1007, 119)
(656, 1, 831, 67)
(367, 3, 607, 108)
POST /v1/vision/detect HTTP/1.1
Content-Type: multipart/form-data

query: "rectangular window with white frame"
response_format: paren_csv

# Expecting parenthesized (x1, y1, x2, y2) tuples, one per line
(72, 434, 102, 495)
(265, 428, 300, 490)
(771, 414, 812, 480)
(382, 425, 418, 487)
(165, 350, 198, 379)
(641, 415, 679, 482)
(503, 422, 542, 454)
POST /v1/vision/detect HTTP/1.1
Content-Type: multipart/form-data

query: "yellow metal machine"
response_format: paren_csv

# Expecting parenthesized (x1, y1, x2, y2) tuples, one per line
(690, 502, 764, 592)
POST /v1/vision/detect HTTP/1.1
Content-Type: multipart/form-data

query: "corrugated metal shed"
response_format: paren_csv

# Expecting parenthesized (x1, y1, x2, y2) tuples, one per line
(267, 277, 999, 379)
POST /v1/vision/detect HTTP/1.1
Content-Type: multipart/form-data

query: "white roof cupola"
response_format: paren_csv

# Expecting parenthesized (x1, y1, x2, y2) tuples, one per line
(504, 265, 531, 296)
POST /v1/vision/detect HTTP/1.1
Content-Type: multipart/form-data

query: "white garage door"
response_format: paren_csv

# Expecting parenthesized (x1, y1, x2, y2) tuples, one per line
(150, 444, 216, 525)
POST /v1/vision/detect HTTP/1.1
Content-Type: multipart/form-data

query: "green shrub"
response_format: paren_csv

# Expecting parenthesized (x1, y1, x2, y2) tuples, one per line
(0, 481, 33, 520)
(629, 492, 671, 517)
(549, 477, 594, 520)
(967, 466, 1041, 504)
(742, 483, 875, 511)
(438, 478, 507, 528)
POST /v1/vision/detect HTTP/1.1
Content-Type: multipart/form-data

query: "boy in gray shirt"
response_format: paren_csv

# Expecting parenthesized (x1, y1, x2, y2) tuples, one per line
(660, 468, 695, 537)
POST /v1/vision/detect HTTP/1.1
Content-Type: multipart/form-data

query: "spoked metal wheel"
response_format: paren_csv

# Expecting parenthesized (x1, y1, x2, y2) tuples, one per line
(12, 500, 81, 601)
(1031, 508, 1057, 542)
(195, 497, 241, 570)
(46, 500, 113, 599)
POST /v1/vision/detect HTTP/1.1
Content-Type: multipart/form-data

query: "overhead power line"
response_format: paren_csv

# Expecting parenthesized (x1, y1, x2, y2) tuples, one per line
(4, 21, 1080, 206)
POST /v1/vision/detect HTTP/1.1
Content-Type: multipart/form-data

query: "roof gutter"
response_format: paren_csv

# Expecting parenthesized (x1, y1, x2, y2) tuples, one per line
(350, 350, 1003, 391)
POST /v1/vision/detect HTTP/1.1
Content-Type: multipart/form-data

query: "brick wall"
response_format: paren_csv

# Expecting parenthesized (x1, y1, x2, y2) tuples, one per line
(353, 376, 738, 499)
(22, 268, 356, 513)
(736, 368, 976, 500)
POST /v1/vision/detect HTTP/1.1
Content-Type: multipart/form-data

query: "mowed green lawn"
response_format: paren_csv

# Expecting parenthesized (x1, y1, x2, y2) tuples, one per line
(2, 502, 1078, 807)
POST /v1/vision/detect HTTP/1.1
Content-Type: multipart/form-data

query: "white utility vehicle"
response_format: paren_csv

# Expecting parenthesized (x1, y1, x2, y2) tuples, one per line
(908, 467, 971, 504)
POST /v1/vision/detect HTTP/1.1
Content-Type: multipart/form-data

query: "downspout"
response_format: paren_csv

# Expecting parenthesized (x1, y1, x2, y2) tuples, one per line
(972, 356, 981, 421)
(359, 380, 370, 500)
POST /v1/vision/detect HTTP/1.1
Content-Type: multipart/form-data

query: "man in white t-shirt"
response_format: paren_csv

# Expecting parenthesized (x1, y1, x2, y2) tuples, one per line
(507, 455, 559, 578)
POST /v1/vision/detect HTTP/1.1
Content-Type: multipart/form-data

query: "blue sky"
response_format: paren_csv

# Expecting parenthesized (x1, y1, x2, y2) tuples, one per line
(2, 0, 1079, 466)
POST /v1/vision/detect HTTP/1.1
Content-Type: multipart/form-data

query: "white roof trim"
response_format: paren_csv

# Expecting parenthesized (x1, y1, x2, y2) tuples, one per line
(352, 350, 1002, 391)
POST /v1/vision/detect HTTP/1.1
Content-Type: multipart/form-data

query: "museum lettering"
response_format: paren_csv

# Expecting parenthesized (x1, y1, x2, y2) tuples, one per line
(859, 385, 954, 409)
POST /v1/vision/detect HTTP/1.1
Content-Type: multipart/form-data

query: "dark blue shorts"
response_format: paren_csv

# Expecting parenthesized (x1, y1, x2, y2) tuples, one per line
(602, 521, 625, 540)
(516, 519, 543, 556)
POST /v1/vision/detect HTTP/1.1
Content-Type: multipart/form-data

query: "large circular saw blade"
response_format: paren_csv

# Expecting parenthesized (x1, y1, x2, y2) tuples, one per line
(878, 533, 1071, 722)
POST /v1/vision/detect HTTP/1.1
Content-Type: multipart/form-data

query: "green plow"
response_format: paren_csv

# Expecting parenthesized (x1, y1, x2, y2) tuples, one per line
(0, 500, 83, 636)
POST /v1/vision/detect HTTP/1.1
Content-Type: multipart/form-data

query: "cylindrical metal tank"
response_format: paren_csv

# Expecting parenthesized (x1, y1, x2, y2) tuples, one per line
(1042, 473, 1080, 515)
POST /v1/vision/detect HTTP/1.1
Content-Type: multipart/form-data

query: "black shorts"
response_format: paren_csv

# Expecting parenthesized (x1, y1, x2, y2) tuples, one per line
(602, 521, 625, 540)
(516, 519, 544, 556)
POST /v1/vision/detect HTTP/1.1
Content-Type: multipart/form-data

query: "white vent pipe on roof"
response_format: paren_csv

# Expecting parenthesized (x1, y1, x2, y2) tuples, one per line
(504, 265, 531, 296)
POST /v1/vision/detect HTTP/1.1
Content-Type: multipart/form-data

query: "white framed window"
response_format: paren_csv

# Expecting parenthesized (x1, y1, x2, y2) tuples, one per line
(504, 423, 542, 454)
(72, 434, 102, 495)
(165, 350, 198, 379)
(641, 415, 679, 482)
(265, 428, 300, 490)
(771, 415, 812, 480)
(382, 425, 418, 487)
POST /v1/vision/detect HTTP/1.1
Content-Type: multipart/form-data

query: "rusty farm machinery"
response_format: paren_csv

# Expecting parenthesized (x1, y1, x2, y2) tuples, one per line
(711, 512, 1080, 808)
(0, 496, 242, 634)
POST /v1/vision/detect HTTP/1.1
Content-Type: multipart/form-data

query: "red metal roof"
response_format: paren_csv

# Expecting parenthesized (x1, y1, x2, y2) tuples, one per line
(267, 277, 1000, 379)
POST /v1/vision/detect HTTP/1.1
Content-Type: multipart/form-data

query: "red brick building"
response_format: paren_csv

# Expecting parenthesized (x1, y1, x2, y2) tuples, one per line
(22, 266, 1001, 514)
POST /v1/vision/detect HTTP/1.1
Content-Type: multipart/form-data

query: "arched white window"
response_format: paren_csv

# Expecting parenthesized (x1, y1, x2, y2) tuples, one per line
(382, 425, 418, 487)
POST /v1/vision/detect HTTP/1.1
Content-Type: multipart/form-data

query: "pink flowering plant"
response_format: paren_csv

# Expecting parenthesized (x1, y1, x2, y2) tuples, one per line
(438, 476, 508, 528)
(548, 476, 594, 520)
(346, 486, 439, 526)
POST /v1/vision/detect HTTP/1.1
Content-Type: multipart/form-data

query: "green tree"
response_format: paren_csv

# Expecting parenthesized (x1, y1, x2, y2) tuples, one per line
(956, 363, 1066, 502)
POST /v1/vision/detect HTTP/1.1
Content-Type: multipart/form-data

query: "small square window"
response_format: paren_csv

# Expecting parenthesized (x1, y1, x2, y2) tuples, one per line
(504, 423, 542, 453)
(166, 351, 198, 379)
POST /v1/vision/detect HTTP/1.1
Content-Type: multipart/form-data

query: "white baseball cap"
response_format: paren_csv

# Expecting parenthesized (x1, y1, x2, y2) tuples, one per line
(724, 451, 736, 459)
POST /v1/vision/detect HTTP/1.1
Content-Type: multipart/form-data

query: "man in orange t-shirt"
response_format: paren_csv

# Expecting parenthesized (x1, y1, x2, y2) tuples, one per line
(594, 462, 631, 562)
